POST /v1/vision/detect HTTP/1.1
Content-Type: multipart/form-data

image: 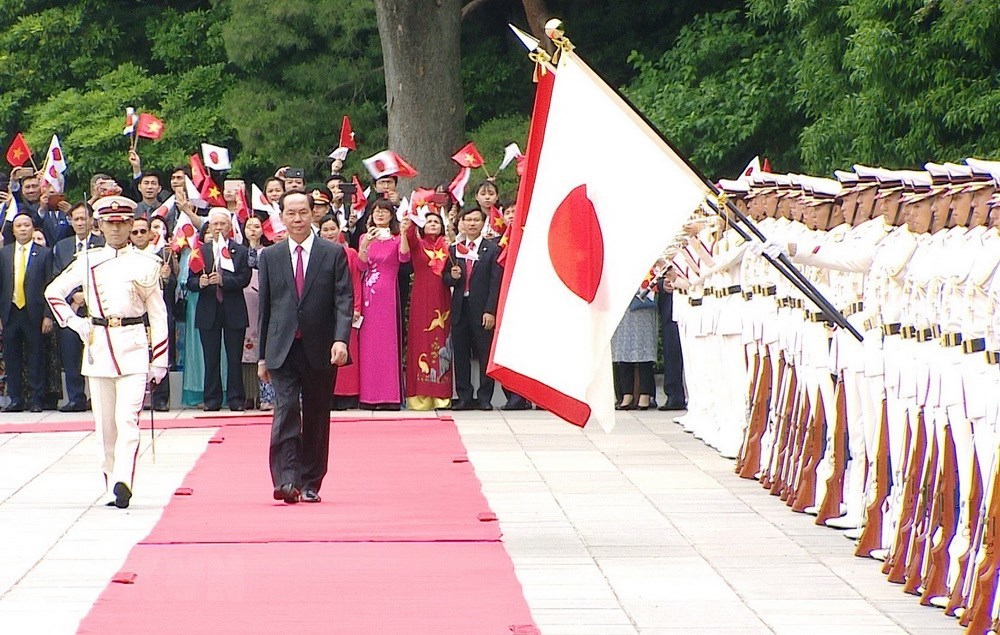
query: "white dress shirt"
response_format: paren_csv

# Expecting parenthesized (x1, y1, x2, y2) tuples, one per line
(287, 232, 315, 277)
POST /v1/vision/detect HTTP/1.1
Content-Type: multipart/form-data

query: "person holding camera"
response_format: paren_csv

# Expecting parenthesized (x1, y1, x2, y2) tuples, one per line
(356, 199, 409, 410)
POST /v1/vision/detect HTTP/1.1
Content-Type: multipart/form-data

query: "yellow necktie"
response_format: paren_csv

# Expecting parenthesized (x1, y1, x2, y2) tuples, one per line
(13, 244, 27, 309)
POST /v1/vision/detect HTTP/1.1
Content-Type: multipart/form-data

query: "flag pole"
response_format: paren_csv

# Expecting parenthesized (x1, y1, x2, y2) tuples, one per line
(539, 26, 861, 342)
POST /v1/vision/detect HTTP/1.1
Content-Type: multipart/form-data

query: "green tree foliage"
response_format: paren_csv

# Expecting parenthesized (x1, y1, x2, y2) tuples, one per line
(626, 0, 1000, 177)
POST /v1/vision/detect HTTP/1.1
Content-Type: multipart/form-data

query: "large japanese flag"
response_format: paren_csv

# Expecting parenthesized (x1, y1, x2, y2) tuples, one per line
(487, 51, 710, 431)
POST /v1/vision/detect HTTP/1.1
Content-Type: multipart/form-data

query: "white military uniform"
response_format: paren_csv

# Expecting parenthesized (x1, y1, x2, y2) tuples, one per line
(44, 197, 168, 506)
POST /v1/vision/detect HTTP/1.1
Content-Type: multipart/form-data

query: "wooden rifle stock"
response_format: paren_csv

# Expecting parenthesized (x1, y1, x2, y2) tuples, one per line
(739, 353, 772, 480)
(735, 350, 761, 475)
(792, 389, 825, 512)
(856, 398, 891, 557)
(769, 368, 798, 496)
(761, 353, 789, 489)
(886, 410, 927, 582)
(816, 375, 848, 524)
(962, 450, 1000, 632)
(783, 393, 811, 505)
(902, 424, 939, 594)
(920, 423, 958, 604)
(946, 459, 984, 615)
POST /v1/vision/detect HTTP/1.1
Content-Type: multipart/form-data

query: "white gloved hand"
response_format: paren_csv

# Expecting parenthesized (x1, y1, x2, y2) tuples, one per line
(747, 241, 764, 258)
(66, 315, 92, 342)
(147, 366, 168, 385)
(761, 240, 787, 259)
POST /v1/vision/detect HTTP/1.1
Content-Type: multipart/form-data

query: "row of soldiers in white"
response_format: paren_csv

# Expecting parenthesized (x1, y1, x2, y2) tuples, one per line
(670, 159, 1000, 632)
(43, 196, 169, 509)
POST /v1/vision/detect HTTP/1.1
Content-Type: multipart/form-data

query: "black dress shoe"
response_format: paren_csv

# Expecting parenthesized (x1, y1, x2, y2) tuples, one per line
(113, 482, 132, 509)
(615, 402, 635, 411)
(204, 405, 221, 412)
(3, 403, 25, 413)
(478, 403, 494, 411)
(273, 483, 300, 504)
(658, 401, 687, 411)
(229, 405, 245, 412)
(153, 404, 170, 412)
(29, 404, 43, 413)
(300, 489, 321, 503)
(451, 401, 475, 411)
(59, 401, 87, 413)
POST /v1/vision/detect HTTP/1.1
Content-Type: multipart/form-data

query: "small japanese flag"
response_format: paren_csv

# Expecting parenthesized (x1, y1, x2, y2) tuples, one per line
(201, 143, 231, 171)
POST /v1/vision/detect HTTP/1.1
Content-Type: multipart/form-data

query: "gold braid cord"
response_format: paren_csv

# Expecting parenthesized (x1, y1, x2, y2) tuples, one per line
(550, 34, 575, 66)
(529, 49, 551, 83)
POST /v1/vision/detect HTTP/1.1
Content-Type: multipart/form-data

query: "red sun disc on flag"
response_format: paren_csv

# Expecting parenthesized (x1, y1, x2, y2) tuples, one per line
(374, 159, 386, 173)
(221, 247, 230, 258)
(209, 151, 219, 164)
(547, 184, 604, 303)
(52, 148, 62, 161)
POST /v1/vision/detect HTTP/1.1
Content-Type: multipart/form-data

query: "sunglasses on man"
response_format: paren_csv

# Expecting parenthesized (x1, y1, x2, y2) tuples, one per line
(131, 229, 148, 235)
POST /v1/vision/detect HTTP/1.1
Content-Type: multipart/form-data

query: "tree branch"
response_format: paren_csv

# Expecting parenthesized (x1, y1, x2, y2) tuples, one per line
(461, 0, 498, 20)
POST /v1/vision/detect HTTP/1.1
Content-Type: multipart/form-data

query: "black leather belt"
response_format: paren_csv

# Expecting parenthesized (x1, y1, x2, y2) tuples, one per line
(915, 327, 936, 343)
(805, 310, 832, 324)
(715, 284, 742, 298)
(901, 326, 918, 340)
(882, 322, 901, 336)
(842, 301, 864, 317)
(741, 291, 753, 301)
(963, 338, 986, 354)
(689, 298, 703, 306)
(940, 332, 963, 347)
(92, 316, 146, 327)
(703, 286, 715, 295)
(986, 351, 999, 365)
(759, 285, 777, 296)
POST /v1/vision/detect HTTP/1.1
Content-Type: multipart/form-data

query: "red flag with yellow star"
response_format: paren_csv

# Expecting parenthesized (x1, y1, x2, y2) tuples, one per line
(135, 113, 165, 140)
(451, 142, 485, 169)
(5, 132, 31, 167)
(189, 154, 226, 206)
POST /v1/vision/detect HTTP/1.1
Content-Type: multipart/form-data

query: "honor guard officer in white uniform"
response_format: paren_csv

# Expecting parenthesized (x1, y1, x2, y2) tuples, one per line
(44, 196, 169, 509)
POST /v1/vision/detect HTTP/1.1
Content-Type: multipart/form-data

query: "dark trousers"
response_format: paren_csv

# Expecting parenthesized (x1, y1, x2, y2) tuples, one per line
(268, 340, 335, 491)
(614, 361, 655, 400)
(4, 307, 44, 407)
(57, 326, 86, 404)
(199, 324, 246, 409)
(452, 298, 495, 406)
(658, 292, 685, 404)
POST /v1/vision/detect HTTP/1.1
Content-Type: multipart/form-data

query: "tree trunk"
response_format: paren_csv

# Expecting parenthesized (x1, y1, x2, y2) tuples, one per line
(520, 0, 552, 41)
(373, 0, 465, 190)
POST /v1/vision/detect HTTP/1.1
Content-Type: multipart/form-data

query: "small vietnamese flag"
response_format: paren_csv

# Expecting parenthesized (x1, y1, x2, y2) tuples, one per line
(136, 113, 165, 140)
(351, 175, 368, 212)
(451, 142, 485, 169)
(5, 133, 31, 167)
(340, 116, 356, 151)
(188, 238, 206, 274)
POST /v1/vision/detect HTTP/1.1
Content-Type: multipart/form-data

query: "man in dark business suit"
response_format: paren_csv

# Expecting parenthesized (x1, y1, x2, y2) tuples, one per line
(258, 190, 353, 504)
(657, 270, 687, 410)
(446, 207, 503, 411)
(0, 213, 54, 412)
(186, 209, 252, 412)
(51, 203, 104, 412)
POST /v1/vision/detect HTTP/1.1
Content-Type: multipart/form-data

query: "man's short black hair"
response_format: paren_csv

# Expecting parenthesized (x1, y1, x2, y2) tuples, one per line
(460, 207, 486, 221)
(279, 188, 313, 211)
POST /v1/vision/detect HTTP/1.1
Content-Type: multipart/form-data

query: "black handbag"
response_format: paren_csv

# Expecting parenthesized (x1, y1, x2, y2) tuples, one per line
(173, 292, 188, 321)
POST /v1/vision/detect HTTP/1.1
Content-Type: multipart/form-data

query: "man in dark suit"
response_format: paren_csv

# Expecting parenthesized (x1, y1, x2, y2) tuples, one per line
(446, 207, 503, 411)
(258, 190, 353, 504)
(0, 213, 54, 412)
(51, 203, 104, 412)
(186, 209, 251, 411)
(657, 271, 687, 410)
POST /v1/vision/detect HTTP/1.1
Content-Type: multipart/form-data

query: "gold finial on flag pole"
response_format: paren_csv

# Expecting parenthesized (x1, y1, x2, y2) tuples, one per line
(544, 19, 574, 65)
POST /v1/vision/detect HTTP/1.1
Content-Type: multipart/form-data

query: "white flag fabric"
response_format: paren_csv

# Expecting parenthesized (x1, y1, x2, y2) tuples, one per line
(363, 150, 399, 179)
(214, 234, 235, 272)
(737, 156, 761, 182)
(487, 51, 710, 432)
(42, 135, 67, 193)
(448, 167, 472, 206)
(201, 143, 231, 171)
(498, 142, 523, 172)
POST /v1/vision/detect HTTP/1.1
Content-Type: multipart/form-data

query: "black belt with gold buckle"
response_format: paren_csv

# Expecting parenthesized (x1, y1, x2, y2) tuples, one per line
(882, 322, 901, 336)
(963, 338, 986, 354)
(689, 298, 703, 307)
(92, 316, 146, 328)
(940, 332, 963, 347)
(986, 351, 1000, 365)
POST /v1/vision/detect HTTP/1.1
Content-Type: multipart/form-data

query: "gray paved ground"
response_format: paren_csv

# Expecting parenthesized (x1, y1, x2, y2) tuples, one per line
(0, 408, 962, 634)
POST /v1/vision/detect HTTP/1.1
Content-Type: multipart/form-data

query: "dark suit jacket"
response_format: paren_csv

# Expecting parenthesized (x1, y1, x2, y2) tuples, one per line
(0, 242, 53, 325)
(52, 234, 105, 275)
(35, 209, 74, 248)
(445, 237, 502, 325)
(258, 237, 353, 370)
(185, 240, 252, 330)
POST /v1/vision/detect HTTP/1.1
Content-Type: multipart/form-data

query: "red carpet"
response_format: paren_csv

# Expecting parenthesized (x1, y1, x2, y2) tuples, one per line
(142, 420, 500, 543)
(0, 414, 441, 434)
(77, 418, 536, 633)
(78, 543, 536, 634)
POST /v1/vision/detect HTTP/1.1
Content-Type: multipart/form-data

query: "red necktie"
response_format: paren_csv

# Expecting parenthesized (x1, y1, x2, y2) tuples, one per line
(464, 241, 473, 294)
(295, 245, 305, 298)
